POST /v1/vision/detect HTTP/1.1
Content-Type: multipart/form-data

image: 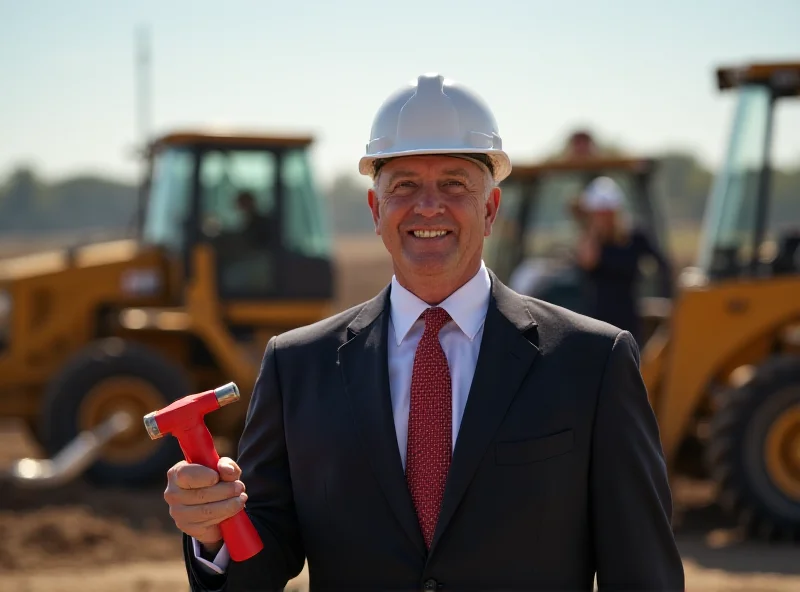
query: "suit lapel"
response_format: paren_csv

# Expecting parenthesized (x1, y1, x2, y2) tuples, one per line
(337, 285, 427, 557)
(429, 273, 540, 555)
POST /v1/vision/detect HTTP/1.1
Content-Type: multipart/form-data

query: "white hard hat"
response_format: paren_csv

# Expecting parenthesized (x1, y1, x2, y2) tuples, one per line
(359, 73, 512, 183)
(582, 176, 624, 211)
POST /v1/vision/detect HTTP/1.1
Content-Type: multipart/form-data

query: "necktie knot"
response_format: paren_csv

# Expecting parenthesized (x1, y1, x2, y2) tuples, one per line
(421, 306, 451, 335)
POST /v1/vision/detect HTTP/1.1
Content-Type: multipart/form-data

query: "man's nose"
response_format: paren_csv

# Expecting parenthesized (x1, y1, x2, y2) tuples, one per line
(413, 187, 445, 217)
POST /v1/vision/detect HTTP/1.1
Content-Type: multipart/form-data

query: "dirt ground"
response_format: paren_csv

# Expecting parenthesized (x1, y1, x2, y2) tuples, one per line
(3, 420, 799, 592)
(0, 236, 798, 591)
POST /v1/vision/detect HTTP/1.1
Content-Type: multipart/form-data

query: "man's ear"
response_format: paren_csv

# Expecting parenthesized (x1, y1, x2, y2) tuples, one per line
(368, 188, 381, 235)
(484, 186, 501, 237)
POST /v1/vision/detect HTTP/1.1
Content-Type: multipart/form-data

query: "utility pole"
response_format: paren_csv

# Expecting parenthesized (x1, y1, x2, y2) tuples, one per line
(132, 25, 152, 237)
(135, 24, 152, 153)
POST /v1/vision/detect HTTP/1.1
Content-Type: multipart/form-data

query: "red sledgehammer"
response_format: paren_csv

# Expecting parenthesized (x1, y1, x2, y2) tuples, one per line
(143, 382, 264, 561)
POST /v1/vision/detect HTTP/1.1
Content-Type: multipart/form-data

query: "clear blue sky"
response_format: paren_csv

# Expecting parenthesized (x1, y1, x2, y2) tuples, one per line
(1, 0, 798, 187)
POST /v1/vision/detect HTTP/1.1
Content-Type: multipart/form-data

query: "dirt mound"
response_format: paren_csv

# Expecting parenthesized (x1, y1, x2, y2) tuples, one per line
(0, 481, 182, 573)
(0, 506, 181, 572)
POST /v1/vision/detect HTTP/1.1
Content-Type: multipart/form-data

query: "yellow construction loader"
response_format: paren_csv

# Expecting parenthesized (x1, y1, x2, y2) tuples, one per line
(0, 131, 335, 488)
(641, 61, 800, 540)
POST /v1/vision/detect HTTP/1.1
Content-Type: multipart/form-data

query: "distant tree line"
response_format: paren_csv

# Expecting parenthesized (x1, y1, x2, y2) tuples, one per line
(1, 150, 798, 240)
(0, 167, 139, 235)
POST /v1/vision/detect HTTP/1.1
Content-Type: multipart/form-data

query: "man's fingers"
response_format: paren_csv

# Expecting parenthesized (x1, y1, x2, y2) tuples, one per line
(217, 457, 241, 482)
(164, 460, 248, 543)
(172, 462, 220, 490)
(190, 506, 248, 529)
(172, 493, 249, 526)
(181, 480, 245, 506)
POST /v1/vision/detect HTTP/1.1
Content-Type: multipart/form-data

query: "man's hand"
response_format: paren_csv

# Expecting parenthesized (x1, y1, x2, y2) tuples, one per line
(164, 457, 248, 555)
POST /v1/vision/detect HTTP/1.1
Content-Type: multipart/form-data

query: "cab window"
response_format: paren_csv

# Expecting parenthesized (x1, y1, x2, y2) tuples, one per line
(281, 147, 332, 260)
(199, 148, 279, 297)
(142, 147, 194, 252)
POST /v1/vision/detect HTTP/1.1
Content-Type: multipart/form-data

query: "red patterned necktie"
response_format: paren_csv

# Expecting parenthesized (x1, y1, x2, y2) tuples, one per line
(406, 306, 452, 549)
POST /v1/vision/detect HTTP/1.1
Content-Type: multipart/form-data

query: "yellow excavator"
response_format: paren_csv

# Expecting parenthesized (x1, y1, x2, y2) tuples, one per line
(641, 61, 800, 540)
(0, 130, 335, 488)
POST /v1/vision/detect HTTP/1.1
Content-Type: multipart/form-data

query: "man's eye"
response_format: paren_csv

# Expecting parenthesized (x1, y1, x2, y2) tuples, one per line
(393, 182, 416, 190)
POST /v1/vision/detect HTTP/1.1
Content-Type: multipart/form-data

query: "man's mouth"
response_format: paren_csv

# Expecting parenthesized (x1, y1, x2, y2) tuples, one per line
(409, 230, 450, 238)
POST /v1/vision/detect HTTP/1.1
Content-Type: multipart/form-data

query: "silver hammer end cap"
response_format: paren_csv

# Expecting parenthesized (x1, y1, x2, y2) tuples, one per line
(143, 412, 162, 440)
(214, 382, 240, 407)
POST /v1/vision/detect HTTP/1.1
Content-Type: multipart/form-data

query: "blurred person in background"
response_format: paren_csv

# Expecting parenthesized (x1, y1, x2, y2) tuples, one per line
(234, 190, 273, 246)
(564, 129, 598, 159)
(574, 176, 672, 346)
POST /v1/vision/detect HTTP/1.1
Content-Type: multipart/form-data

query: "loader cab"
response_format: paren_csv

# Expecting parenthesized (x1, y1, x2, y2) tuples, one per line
(695, 63, 800, 282)
(139, 132, 334, 304)
(484, 157, 670, 324)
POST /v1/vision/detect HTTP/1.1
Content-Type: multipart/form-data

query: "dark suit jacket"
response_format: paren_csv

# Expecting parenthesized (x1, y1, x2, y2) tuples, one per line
(183, 271, 685, 591)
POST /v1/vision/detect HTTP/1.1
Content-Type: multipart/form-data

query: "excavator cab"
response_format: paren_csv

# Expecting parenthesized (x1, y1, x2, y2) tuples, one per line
(484, 156, 671, 342)
(641, 62, 800, 540)
(0, 130, 335, 488)
(697, 67, 800, 282)
(140, 132, 333, 305)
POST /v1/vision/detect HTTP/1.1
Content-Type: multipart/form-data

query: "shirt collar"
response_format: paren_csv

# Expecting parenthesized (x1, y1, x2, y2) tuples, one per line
(389, 261, 491, 346)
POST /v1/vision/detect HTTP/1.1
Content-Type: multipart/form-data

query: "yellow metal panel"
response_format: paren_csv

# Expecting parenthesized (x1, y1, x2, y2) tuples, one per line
(224, 301, 333, 327)
(74, 239, 141, 268)
(716, 62, 800, 90)
(150, 131, 314, 152)
(507, 157, 654, 181)
(0, 248, 169, 391)
(0, 250, 68, 281)
(653, 275, 800, 465)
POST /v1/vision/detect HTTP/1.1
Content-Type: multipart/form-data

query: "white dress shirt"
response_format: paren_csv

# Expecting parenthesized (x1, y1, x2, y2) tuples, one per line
(193, 262, 492, 574)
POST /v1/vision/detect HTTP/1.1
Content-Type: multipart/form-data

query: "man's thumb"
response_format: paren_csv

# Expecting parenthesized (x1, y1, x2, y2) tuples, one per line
(217, 457, 239, 481)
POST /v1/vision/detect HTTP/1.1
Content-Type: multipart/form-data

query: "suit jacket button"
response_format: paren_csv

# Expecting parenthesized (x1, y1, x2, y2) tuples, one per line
(423, 579, 438, 590)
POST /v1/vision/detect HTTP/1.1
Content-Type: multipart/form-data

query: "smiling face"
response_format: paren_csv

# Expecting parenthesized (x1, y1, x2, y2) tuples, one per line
(367, 155, 501, 303)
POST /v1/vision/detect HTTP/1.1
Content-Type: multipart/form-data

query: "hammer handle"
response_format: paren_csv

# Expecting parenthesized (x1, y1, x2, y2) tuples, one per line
(178, 425, 264, 562)
(178, 425, 221, 469)
(220, 508, 264, 562)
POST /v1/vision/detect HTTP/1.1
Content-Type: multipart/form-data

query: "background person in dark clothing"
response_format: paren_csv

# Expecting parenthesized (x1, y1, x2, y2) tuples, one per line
(235, 190, 274, 246)
(574, 176, 672, 346)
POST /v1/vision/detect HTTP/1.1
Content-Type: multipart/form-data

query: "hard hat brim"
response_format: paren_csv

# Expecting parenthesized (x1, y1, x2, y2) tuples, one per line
(360, 149, 512, 183)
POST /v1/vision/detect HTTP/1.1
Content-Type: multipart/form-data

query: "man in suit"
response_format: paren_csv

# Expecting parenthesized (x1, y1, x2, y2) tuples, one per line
(163, 73, 685, 591)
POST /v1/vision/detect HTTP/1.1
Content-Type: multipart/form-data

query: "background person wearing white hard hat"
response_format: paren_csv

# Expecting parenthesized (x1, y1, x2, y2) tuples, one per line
(574, 176, 672, 346)
(163, 74, 684, 592)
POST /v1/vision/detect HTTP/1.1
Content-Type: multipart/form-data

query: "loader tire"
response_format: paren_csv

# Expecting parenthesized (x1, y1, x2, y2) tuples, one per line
(40, 338, 191, 488)
(707, 355, 800, 541)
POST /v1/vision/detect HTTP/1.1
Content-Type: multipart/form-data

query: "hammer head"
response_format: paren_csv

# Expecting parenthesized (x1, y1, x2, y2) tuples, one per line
(143, 382, 239, 440)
